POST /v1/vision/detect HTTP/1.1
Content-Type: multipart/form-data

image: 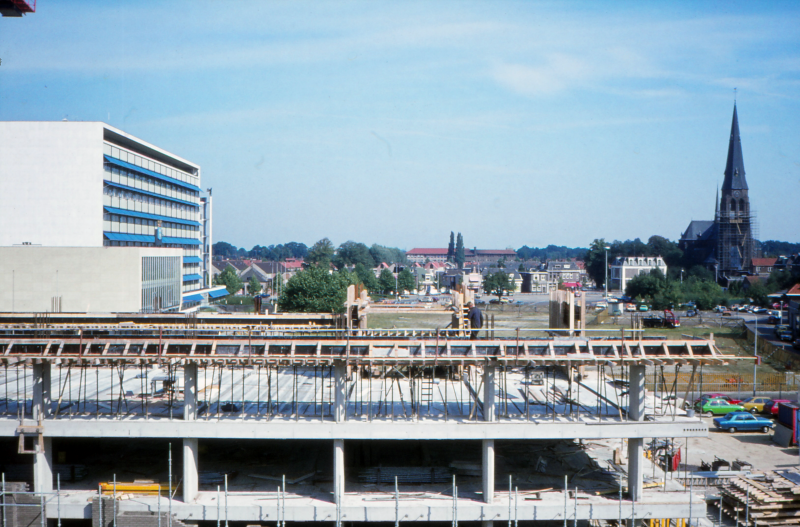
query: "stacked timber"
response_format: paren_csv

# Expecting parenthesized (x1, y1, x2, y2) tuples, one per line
(721, 472, 800, 526)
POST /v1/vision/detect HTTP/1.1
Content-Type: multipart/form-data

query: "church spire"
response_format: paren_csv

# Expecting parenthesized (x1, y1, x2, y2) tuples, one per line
(722, 104, 748, 191)
(715, 186, 719, 217)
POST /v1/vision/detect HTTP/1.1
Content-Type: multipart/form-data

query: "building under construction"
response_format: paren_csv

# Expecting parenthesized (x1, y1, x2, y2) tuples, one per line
(0, 292, 749, 527)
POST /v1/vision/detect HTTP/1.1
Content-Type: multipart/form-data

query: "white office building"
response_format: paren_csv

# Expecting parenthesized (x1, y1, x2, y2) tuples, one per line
(609, 256, 669, 292)
(0, 121, 226, 312)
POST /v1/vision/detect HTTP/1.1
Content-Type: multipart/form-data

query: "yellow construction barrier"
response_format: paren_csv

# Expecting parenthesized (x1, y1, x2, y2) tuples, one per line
(99, 482, 177, 496)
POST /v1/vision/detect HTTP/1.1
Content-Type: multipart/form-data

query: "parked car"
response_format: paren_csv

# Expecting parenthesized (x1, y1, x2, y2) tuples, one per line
(638, 304, 649, 312)
(713, 412, 775, 433)
(774, 325, 790, 337)
(694, 393, 743, 406)
(722, 310, 733, 316)
(768, 316, 780, 324)
(698, 398, 746, 416)
(764, 399, 793, 415)
(752, 306, 767, 313)
(740, 396, 772, 414)
(777, 329, 794, 342)
(685, 309, 698, 317)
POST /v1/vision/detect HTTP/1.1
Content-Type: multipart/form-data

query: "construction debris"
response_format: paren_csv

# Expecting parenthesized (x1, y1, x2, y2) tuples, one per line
(358, 467, 451, 484)
(720, 471, 800, 526)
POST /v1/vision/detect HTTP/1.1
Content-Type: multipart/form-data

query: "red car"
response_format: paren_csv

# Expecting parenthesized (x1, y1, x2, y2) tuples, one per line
(764, 399, 793, 415)
(693, 393, 743, 406)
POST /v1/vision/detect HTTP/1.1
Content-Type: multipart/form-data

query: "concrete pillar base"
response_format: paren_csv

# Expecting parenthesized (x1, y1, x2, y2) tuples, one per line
(482, 438, 495, 505)
(184, 364, 198, 421)
(183, 438, 199, 503)
(334, 438, 345, 505)
(335, 362, 346, 423)
(33, 436, 53, 494)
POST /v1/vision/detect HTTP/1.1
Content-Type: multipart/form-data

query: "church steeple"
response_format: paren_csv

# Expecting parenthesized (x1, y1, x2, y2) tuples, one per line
(722, 104, 748, 191)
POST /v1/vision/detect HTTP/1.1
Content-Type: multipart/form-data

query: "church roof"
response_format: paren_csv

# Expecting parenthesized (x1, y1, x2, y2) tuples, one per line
(722, 104, 748, 191)
(681, 220, 716, 241)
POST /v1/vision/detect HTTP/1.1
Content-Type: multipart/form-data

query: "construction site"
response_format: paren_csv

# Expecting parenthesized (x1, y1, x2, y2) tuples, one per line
(0, 288, 762, 527)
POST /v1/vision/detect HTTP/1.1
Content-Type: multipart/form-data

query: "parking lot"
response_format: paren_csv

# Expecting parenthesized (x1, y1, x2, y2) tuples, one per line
(685, 414, 800, 473)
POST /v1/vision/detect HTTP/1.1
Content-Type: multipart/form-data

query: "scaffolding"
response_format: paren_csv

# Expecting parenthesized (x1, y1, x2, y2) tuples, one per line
(715, 208, 760, 278)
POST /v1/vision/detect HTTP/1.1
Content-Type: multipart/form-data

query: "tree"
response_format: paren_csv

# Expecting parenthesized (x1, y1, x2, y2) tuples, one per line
(278, 266, 355, 313)
(334, 241, 374, 269)
(306, 238, 335, 268)
(497, 259, 506, 268)
(455, 232, 465, 269)
(518, 263, 525, 272)
(213, 241, 239, 260)
(368, 244, 408, 266)
(625, 268, 666, 301)
(397, 269, 415, 294)
(378, 268, 396, 295)
(583, 239, 610, 288)
(215, 265, 244, 295)
(483, 271, 513, 300)
(354, 263, 380, 293)
(247, 275, 262, 295)
(447, 232, 455, 262)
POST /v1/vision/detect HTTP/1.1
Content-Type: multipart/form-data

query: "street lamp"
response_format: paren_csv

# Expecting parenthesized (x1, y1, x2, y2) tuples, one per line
(680, 269, 684, 284)
(753, 312, 758, 396)
(604, 246, 611, 299)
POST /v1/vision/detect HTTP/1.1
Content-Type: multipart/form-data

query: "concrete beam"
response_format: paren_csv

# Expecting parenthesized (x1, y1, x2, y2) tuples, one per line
(184, 363, 198, 421)
(41, 490, 708, 523)
(0, 417, 709, 441)
(183, 438, 199, 503)
(33, 436, 53, 494)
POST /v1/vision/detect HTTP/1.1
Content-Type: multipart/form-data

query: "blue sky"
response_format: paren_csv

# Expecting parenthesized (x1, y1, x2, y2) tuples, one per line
(2, 1, 798, 251)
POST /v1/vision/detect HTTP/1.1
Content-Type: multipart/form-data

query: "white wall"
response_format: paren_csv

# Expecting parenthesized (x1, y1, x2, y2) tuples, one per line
(0, 122, 105, 246)
(0, 246, 182, 313)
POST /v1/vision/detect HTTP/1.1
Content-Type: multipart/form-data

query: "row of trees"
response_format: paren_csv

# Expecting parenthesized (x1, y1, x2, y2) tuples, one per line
(516, 245, 587, 261)
(303, 238, 409, 269)
(213, 241, 309, 261)
(279, 252, 416, 313)
(625, 264, 798, 311)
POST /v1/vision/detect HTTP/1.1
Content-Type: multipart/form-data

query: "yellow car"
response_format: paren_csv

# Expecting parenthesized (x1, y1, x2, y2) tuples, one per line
(740, 396, 772, 414)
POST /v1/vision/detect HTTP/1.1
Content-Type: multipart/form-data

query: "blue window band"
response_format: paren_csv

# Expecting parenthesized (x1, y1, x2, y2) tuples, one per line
(104, 206, 200, 227)
(104, 180, 198, 208)
(104, 155, 201, 192)
(104, 232, 200, 246)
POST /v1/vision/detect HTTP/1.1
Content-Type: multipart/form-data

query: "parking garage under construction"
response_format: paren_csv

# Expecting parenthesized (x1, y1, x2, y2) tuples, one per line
(0, 304, 748, 527)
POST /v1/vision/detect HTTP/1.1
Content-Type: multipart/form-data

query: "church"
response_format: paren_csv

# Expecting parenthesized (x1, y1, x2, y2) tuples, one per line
(679, 105, 760, 283)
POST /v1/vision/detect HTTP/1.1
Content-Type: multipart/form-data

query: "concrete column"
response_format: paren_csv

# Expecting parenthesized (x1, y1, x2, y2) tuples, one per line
(32, 361, 52, 420)
(333, 439, 345, 505)
(627, 364, 646, 502)
(483, 364, 496, 422)
(334, 361, 347, 422)
(33, 437, 53, 494)
(482, 439, 495, 504)
(183, 363, 198, 421)
(183, 438, 199, 503)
